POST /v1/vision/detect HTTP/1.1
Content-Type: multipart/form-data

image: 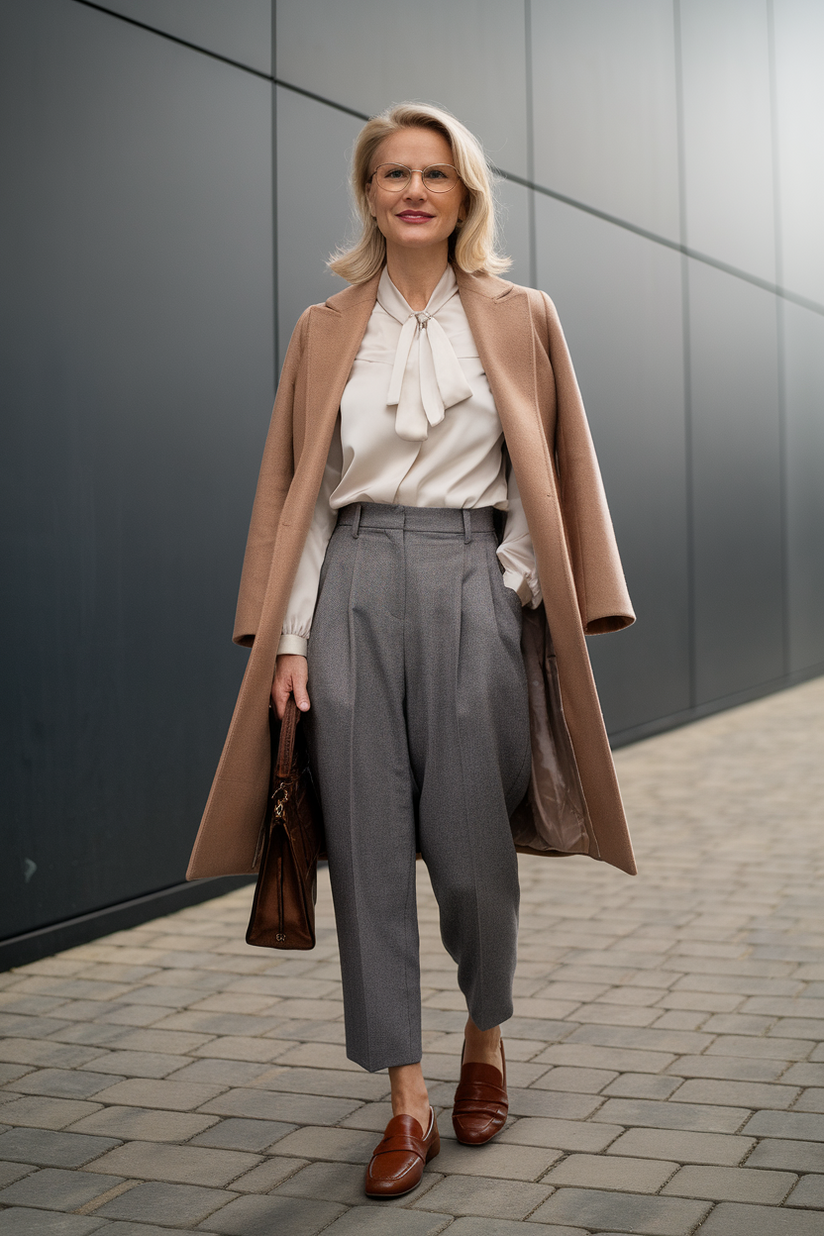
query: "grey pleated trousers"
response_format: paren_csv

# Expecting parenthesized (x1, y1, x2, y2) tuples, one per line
(304, 503, 531, 1072)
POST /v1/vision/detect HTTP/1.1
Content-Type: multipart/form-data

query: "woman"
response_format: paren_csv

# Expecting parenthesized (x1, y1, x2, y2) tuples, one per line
(187, 102, 636, 1199)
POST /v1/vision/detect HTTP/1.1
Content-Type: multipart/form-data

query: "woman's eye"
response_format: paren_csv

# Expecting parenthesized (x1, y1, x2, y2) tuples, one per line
(383, 167, 407, 179)
(425, 169, 447, 180)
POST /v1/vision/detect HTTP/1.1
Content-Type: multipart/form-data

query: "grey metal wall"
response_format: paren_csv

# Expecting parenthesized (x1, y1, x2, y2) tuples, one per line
(2, 0, 823, 960)
(0, 0, 275, 961)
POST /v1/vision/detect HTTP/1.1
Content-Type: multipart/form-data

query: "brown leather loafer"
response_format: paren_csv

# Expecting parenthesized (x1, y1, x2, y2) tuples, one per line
(452, 1040, 508, 1145)
(364, 1107, 440, 1198)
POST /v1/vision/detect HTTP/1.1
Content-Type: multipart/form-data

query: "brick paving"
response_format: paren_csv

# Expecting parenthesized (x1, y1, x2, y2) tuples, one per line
(1, 676, 823, 1235)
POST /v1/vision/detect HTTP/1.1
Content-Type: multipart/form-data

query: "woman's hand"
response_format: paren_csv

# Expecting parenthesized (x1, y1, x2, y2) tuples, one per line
(271, 654, 311, 719)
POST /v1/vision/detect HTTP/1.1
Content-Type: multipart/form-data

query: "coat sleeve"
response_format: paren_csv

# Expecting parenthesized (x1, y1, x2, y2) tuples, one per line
(232, 308, 311, 647)
(540, 292, 635, 635)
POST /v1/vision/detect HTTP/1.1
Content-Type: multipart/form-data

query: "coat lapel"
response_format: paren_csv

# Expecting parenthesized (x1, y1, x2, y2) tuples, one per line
(456, 271, 547, 464)
(299, 275, 380, 468)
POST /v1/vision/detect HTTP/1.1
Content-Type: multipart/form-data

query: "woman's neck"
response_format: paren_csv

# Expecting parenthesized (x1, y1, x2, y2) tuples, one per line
(384, 244, 450, 311)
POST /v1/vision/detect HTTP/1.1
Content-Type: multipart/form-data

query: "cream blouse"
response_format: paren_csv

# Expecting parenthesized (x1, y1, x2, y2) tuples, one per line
(277, 265, 542, 656)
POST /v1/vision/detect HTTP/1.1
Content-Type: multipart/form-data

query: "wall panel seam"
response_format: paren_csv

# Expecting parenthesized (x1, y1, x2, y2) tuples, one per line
(72, 0, 824, 315)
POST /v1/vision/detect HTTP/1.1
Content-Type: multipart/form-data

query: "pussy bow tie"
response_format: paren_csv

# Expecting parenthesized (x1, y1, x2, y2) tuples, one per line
(377, 268, 474, 442)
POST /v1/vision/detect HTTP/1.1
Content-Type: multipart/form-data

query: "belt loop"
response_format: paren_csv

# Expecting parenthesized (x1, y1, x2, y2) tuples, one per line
(351, 503, 362, 538)
(462, 509, 472, 543)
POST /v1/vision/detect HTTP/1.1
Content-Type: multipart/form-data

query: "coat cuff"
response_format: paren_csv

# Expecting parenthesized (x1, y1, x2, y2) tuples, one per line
(277, 633, 308, 657)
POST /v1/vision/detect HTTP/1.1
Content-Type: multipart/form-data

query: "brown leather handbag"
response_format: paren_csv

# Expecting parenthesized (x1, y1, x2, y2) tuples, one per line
(246, 698, 325, 949)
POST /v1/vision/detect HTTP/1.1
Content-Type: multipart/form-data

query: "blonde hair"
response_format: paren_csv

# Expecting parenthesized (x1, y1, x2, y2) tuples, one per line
(328, 102, 511, 283)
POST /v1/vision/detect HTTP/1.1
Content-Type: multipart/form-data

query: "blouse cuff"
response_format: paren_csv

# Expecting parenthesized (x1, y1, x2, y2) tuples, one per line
(277, 633, 308, 657)
(501, 569, 534, 607)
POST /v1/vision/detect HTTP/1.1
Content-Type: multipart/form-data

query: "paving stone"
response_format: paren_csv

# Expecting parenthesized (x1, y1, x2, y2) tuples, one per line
(527, 1187, 710, 1233)
(0, 1128, 121, 1167)
(666, 1054, 786, 1082)
(430, 1139, 561, 1180)
(744, 997, 824, 1018)
(655, 991, 743, 1014)
(270, 1125, 380, 1163)
(77, 1050, 182, 1078)
(43, 1023, 128, 1047)
(532, 1044, 676, 1074)
(506, 1089, 603, 1119)
(96, 1180, 236, 1223)
(249, 1065, 388, 1100)
(782, 1063, 824, 1086)
(602, 1073, 684, 1100)
(412, 1173, 551, 1218)
(662, 1163, 797, 1202)
(544, 1152, 677, 1193)
(593, 1097, 749, 1133)
(568, 1002, 661, 1027)
(0, 1043, 106, 1072)
(230, 1155, 311, 1192)
(445, 1222, 585, 1236)
(98, 1028, 216, 1054)
(695, 1201, 824, 1235)
(89, 1077, 226, 1110)
(566, 1025, 714, 1055)
(89, 1140, 260, 1186)
(704, 1034, 813, 1060)
(0, 1015, 74, 1040)
(0, 1065, 34, 1087)
(10, 1069, 124, 1100)
(0, 1210, 107, 1235)
(67, 1104, 219, 1142)
(744, 1138, 824, 1171)
(322, 1207, 455, 1234)
(189, 1117, 295, 1151)
(0, 1097, 102, 1130)
(199, 1087, 361, 1125)
(0, 1163, 34, 1187)
(149, 1010, 283, 1037)
(337, 1102, 394, 1132)
(785, 1173, 824, 1207)
(196, 1193, 346, 1234)
(669, 1078, 800, 1108)
(606, 1128, 755, 1165)
(532, 1066, 617, 1093)
(741, 1110, 824, 1141)
(794, 1087, 824, 1111)
(769, 1017, 824, 1040)
(190, 1036, 287, 1062)
(0, 1166, 122, 1211)
(499, 1117, 622, 1152)
(164, 1058, 271, 1087)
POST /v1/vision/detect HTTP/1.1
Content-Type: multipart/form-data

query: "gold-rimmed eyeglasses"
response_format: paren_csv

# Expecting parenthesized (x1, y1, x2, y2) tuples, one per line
(369, 163, 461, 194)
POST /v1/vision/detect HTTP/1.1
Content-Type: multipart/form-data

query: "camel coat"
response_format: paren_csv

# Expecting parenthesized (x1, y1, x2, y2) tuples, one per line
(187, 267, 637, 881)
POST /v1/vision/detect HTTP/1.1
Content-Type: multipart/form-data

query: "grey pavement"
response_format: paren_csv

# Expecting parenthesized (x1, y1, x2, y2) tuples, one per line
(1, 677, 823, 1235)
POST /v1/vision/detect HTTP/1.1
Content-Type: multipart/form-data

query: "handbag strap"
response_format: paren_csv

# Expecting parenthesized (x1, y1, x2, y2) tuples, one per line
(275, 696, 300, 779)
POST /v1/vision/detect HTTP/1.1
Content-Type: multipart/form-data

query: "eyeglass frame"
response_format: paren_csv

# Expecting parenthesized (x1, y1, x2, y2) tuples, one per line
(367, 162, 462, 194)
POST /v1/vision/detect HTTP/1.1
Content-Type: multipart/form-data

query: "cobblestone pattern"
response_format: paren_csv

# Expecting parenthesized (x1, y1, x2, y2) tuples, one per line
(1, 677, 823, 1234)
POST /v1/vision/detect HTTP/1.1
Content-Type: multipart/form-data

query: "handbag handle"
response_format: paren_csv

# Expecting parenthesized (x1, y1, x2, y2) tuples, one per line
(275, 696, 301, 779)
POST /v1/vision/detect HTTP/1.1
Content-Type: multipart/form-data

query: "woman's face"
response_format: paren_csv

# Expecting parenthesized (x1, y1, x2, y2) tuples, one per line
(366, 127, 467, 259)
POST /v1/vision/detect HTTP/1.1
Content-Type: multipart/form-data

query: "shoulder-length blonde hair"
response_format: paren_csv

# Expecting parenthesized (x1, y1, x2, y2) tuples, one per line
(328, 102, 511, 284)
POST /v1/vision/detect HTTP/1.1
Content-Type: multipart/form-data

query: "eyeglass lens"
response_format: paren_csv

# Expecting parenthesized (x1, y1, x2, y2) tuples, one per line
(372, 163, 459, 193)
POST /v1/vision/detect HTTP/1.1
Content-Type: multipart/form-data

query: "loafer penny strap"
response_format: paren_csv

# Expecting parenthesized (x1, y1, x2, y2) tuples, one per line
(371, 1133, 426, 1163)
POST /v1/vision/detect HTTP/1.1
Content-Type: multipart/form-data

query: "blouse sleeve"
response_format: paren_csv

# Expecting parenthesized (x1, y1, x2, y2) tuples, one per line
(276, 416, 343, 657)
(496, 450, 543, 609)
